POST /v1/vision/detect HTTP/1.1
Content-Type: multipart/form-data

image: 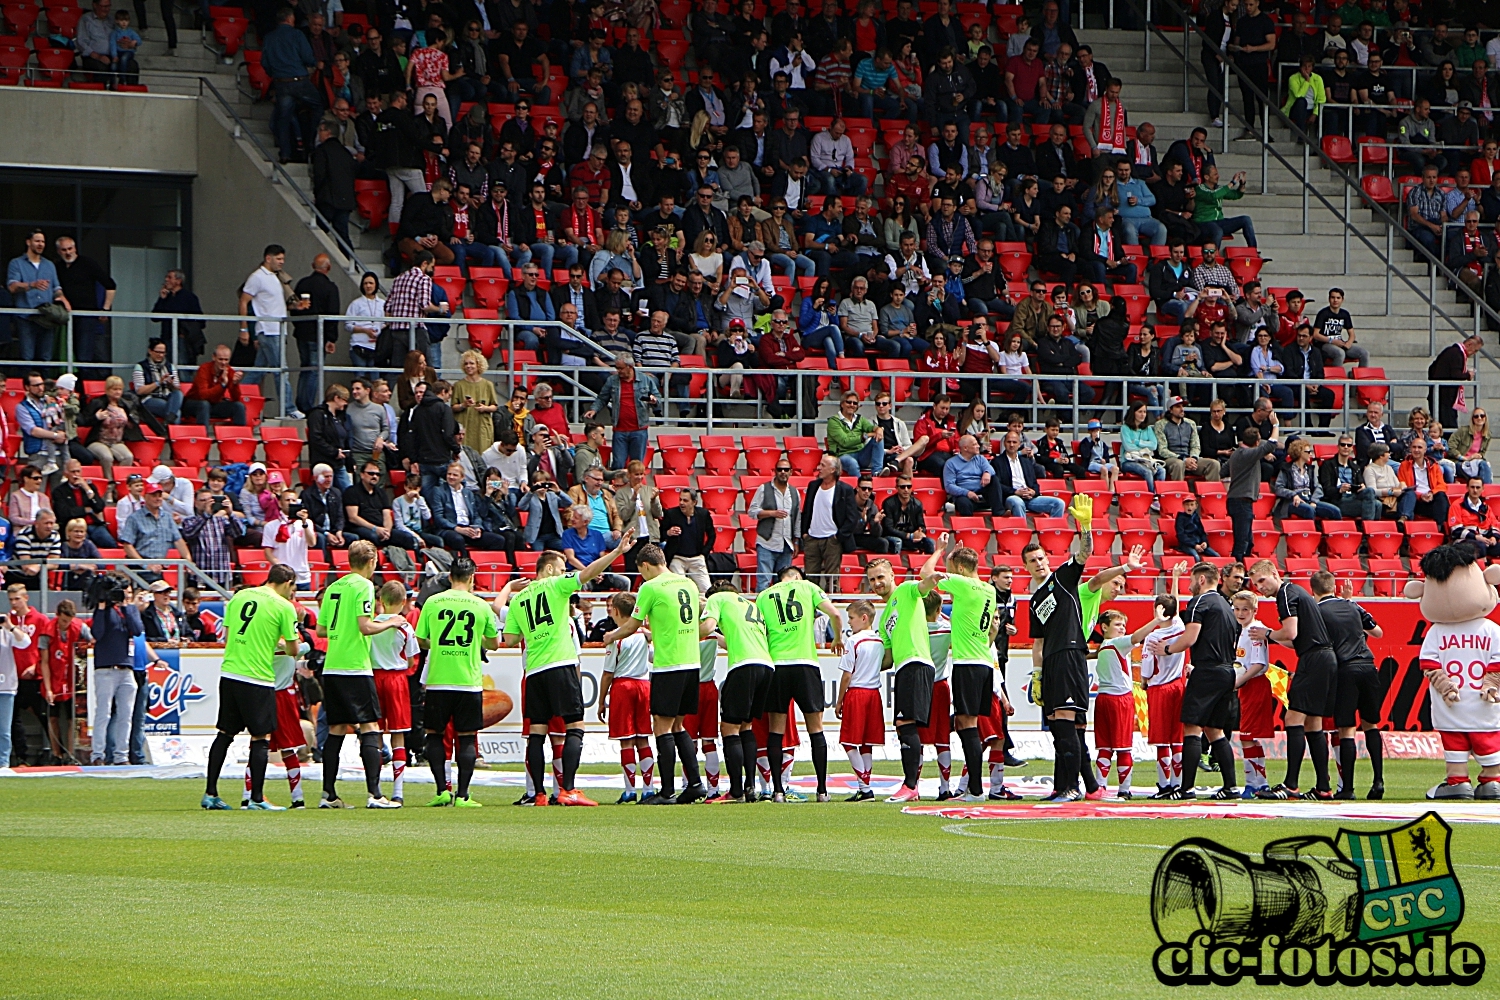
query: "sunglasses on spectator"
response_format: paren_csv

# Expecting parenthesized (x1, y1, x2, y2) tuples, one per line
(775, 466, 792, 473)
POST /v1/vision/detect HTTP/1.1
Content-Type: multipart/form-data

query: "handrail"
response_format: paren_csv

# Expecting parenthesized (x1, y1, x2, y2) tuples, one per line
(195, 76, 373, 277)
(32, 556, 232, 602)
(1124, 0, 1500, 365)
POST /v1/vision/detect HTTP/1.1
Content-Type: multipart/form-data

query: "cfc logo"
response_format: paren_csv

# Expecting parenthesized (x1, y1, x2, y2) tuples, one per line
(1150, 813, 1484, 987)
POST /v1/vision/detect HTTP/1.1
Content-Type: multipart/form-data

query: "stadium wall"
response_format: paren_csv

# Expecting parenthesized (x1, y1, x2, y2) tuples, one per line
(0, 88, 197, 173)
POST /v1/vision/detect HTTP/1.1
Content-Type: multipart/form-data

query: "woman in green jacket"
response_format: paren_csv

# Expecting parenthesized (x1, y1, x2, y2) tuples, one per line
(1282, 56, 1327, 139)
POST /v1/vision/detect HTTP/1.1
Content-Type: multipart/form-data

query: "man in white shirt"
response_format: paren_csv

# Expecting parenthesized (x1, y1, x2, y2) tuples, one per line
(733, 241, 778, 306)
(237, 244, 308, 419)
(149, 465, 195, 519)
(809, 118, 867, 197)
(262, 489, 316, 589)
(886, 232, 931, 296)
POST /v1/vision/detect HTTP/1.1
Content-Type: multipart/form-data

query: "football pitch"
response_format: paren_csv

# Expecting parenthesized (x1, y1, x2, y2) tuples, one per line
(2, 761, 1498, 1000)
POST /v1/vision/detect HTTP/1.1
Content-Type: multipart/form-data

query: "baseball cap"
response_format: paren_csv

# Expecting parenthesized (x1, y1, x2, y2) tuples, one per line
(248, 462, 267, 474)
(150, 464, 173, 483)
(55, 374, 77, 392)
(728, 318, 746, 331)
(267, 471, 286, 486)
(1168, 395, 1187, 408)
(1458, 100, 1473, 110)
(144, 481, 163, 494)
(148, 580, 171, 593)
(1086, 419, 1102, 430)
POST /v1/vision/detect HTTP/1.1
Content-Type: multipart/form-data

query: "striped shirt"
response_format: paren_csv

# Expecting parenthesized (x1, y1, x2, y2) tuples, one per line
(632, 330, 679, 369)
(12, 526, 61, 564)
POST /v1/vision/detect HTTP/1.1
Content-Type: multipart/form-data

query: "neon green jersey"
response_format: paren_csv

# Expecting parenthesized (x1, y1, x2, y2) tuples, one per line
(502, 573, 582, 674)
(1079, 581, 1104, 638)
(321, 572, 377, 675)
(416, 589, 498, 690)
(221, 586, 298, 687)
(702, 590, 772, 669)
(633, 571, 701, 672)
(755, 579, 828, 666)
(878, 580, 933, 668)
(937, 574, 998, 667)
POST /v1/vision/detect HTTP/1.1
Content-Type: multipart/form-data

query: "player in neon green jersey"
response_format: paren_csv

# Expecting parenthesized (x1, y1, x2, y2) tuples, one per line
(501, 529, 636, 807)
(877, 544, 944, 802)
(929, 533, 1002, 802)
(202, 564, 301, 811)
(601, 543, 707, 805)
(316, 539, 408, 810)
(415, 557, 500, 807)
(699, 580, 775, 803)
(754, 565, 843, 803)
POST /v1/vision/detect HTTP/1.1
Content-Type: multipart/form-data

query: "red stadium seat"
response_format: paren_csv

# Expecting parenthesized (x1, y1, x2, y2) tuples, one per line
(1369, 558, 1407, 596)
(1035, 517, 1074, 558)
(656, 434, 697, 474)
(260, 428, 304, 467)
(1203, 518, 1234, 556)
(1282, 521, 1322, 557)
(1363, 521, 1403, 558)
(1116, 483, 1153, 518)
(1194, 481, 1227, 519)
(783, 437, 821, 476)
(950, 516, 989, 552)
(463, 308, 501, 356)
(1116, 517, 1158, 554)
(1321, 134, 1356, 165)
(1403, 520, 1444, 557)
(994, 520, 1033, 556)
(699, 435, 738, 475)
(741, 436, 782, 475)
(1250, 519, 1279, 558)
(1322, 521, 1363, 558)
(696, 476, 737, 515)
(167, 425, 211, 467)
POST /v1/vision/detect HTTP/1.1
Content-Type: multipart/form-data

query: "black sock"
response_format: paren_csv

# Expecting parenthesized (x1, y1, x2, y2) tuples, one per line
(426, 732, 446, 791)
(205, 730, 232, 796)
(456, 735, 477, 798)
(810, 731, 828, 794)
(1180, 734, 1203, 793)
(1307, 729, 1330, 791)
(656, 733, 677, 795)
(1050, 722, 1077, 796)
(1284, 725, 1306, 789)
(1210, 737, 1236, 789)
(766, 731, 784, 794)
(1076, 727, 1098, 793)
(358, 731, 383, 797)
(674, 730, 701, 788)
(740, 730, 759, 793)
(958, 727, 984, 795)
(248, 739, 269, 802)
(1365, 729, 1384, 785)
(725, 730, 745, 798)
(1340, 737, 1358, 793)
(897, 724, 922, 789)
(526, 733, 547, 796)
(562, 729, 583, 791)
(322, 733, 345, 800)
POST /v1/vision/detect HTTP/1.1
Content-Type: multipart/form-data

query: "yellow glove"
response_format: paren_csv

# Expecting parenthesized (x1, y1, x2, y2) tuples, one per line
(1067, 493, 1093, 533)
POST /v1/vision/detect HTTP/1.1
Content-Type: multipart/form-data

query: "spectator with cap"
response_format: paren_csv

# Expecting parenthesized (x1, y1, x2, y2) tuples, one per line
(149, 465, 194, 519)
(119, 480, 188, 581)
(238, 463, 274, 543)
(1173, 495, 1215, 558)
(116, 472, 146, 526)
(1153, 395, 1222, 481)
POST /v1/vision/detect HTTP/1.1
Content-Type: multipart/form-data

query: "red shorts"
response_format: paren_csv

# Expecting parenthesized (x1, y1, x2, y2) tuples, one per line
(684, 681, 720, 741)
(917, 678, 952, 744)
(374, 670, 412, 733)
(272, 688, 306, 751)
(752, 701, 800, 749)
(1441, 730, 1500, 765)
(1147, 678, 1185, 745)
(1094, 691, 1137, 750)
(1237, 675, 1277, 740)
(607, 677, 652, 741)
(839, 687, 884, 746)
(976, 692, 1005, 744)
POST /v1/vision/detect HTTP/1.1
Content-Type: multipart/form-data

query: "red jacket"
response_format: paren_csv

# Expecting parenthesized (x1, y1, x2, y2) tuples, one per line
(190, 362, 244, 404)
(913, 408, 959, 461)
(757, 331, 805, 369)
(1450, 496, 1498, 534)
(1397, 457, 1443, 496)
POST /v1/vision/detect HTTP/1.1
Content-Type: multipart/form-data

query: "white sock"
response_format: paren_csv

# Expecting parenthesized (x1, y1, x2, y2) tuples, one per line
(704, 745, 720, 791)
(937, 748, 952, 793)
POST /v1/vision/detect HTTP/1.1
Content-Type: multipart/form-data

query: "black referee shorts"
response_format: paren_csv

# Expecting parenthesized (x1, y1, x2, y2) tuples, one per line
(650, 668, 700, 718)
(1041, 649, 1089, 716)
(950, 663, 994, 718)
(217, 677, 277, 737)
(894, 660, 936, 727)
(720, 663, 774, 724)
(1334, 660, 1384, 730)
(1288, 648, 1339, 718)
(770, 664, 825, 714)
(323, 673, 382, 727)
(1181, 664, 1240, 732)
(523, 665, 585, 725)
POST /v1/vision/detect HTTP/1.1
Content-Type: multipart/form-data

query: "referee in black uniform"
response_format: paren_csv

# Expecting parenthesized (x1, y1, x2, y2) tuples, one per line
(1147, 562, 1241, 800)
(1310, 570, 1386, 800)
(1250, 559, 1338, 800)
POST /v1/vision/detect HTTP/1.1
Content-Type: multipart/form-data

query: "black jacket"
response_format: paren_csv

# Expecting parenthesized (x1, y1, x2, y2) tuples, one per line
(799, 478, 859, 552)
(1035, 218, 1081, 257)
(1280, 342, 1325, 381)
(396, 192, 453, 243)
(880, 493, 926, 545)
(311, 136, 356, 212)
(1147, 258, 1195, 306)
(1354, 421, 1400, 463)
(549, 283, 601, 331)
(1318, 456, 1369, 500)
(51, 480, 106, 529)
(608, 161, 655, 207)
(1034, 140, 1078, 183)
(354, 44, 402, 98)
(647, 283, 711, 334)
(370, 105, 424, 170)
(661, 506, 715, 561)
(299, 483, 346, 534)
(1035, 333, 1083, 375)
(292, 271, 341, 345)
(994, 452, 1044, 500)
(561, 121, 612, 167)
(306, 402, 350, 469)
(409, 394, 459, 467)
(680, 203, 731, 251)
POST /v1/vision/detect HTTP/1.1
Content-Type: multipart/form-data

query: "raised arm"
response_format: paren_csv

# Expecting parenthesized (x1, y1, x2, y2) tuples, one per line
(1087, 544, 1146, 592)
(917, 531, 950, 594)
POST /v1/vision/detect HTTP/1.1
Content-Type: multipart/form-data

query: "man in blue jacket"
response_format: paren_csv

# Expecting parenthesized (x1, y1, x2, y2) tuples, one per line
(424, 461, 513, 554)
(261, 6, 323, 163)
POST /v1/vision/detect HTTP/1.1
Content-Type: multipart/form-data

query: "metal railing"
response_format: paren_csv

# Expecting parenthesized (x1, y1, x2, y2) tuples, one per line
(28, 556, 231, 605)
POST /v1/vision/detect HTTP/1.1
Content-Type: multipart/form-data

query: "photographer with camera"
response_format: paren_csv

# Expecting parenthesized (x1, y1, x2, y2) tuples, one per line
(519, 470, 573, 551)
(263, 489, 318, 591)
(181, 489, 243, 589)
(88, 575, 141, 766)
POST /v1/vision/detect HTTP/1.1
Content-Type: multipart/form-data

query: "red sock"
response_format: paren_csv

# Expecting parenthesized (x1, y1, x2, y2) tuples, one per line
(391, 746, 407, 800)
(620, 746, 638, 788)
(551, 740, 563, 791)
(282, 749, 302, 802)
(243, 764, 252, 799)
(1448, 775, 1471, 785)
(1482, 775, 1500, 785)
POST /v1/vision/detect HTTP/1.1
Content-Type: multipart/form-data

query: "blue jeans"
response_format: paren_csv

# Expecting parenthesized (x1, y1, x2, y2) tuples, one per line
(492, 244, 534, 279)
(1157, 298, 1189, 321)
(756, 543, 794, 592)
(800, 324, 844, 364)
(17, 318, 51, 362)
(1005, 494, 1067, 519)
(857, 91, 903, 122)
(73, 316, 107, 367)
(545, 242, 579, 270)
(349, 345, 376, 384)
(612, 429, 648, 469)
(192, 398, 246, 427)
(817, 169, 868, 196)
(514, 327, 541, 352)
(1120, 460, 1160, 491)
(0, 692, 11, 765)
(272, 78, 323, 161)
(1226, 497, 1255, 560)
(839, 438, 886, 478)
(1120, 216, 1166, 246)
(424, 337, 442, 371)
(770, 252, 816, 278)
(1045, 378, 1096, 406)
(452, 241, 503, 275)
(524, 241, 556, 273)
(254, 333, 292, 414)
(1406, 224, 1440, 256)
(1200, 215, 1257, 248)
(1287, 499, 1343, 520)
(142, 391, 184, 424)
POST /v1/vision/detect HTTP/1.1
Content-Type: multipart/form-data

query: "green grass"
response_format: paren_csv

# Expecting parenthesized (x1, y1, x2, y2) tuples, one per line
(2, 761, 1498, 1000)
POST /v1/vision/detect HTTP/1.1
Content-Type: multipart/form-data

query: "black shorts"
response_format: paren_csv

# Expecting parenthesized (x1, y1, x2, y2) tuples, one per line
(323, 673, 382, 726)
(1287, 648, 1339, 718)
(650, 668, 700, 718)
(524, 665, 585, 725)
(424, 688, 484, 733)
(770, 663, 826, 714)
(951, 663, 995, 718)
(1181, 664, 1240, 732)
(720, 663, 774, 724)
(1041, 649, 1089, 716)
(216, 677, 278, 737)
(894, 660, 936, 727)
(1334, 661, 1383, 729)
